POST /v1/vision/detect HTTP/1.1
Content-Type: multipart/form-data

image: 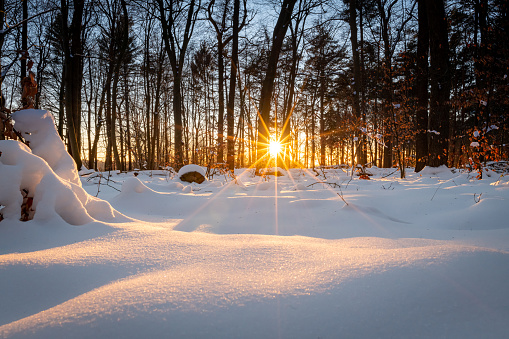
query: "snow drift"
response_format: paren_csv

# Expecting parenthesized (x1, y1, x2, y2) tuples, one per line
(0, 109, 125, 224)
(1, 110, 509, 339)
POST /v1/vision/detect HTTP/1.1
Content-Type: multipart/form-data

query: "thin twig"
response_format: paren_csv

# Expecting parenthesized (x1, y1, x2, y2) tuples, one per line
(1, 8, 57, 36)
(105, 183, 121, 192)
(381, 169, 399, 178)
(95, 173, 102, 197)
(336, 188, 348, 206)
(430, 182, 442, 201)
(306, 181, 340, 188)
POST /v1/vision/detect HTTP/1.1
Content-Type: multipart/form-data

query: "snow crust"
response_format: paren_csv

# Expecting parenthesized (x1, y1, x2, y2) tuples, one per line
(1, 118, 509, 338)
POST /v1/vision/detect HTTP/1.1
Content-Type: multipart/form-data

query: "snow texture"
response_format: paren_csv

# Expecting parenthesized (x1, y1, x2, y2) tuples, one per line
(11, 109, 80, 185)
(1, 116, 509, 339)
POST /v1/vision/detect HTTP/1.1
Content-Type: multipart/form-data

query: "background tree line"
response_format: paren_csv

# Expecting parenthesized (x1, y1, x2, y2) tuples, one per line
(0, 0, 507, 177)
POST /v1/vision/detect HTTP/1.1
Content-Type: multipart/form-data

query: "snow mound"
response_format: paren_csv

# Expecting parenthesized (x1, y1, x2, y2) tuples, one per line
(121, 177, 152, 194)
(255, 181, 281, 191)
(233, 178, 247, 190)
(0, 140, 124, 224)
(419, 165, 454, 177)
(207, 181, 223, 188)
(11, 109, 80, 185)
(168, 181, 185, 190)
(291, 183, 308, 191)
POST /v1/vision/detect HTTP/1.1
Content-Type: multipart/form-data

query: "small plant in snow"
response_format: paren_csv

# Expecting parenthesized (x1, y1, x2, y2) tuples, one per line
(464, 125, 502, 179)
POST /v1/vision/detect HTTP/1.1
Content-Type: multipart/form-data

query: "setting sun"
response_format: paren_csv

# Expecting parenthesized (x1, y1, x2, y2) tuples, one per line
(268, 139, 282, 157)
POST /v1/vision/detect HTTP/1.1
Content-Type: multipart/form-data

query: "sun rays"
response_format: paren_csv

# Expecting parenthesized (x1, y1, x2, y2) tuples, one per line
(268, 139, 283, 158)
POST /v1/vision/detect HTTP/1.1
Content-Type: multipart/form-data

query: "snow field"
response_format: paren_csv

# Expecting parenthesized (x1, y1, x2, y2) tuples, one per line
(1, 110, 509, 338)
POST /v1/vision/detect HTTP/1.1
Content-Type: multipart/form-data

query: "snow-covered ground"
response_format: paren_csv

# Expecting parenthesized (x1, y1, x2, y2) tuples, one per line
(1, 110, 509, 338)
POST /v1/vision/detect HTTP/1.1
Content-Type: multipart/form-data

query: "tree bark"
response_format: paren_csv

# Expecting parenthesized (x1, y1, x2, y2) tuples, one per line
(415, 0, 429, 172)
(61, 0, 85, 170)
(0, 0, 4, 140)
(377, 2, 393, 169)
(226, 0, 239, 170)
(21, 0, 27, 82)
(427, 0, 451, 167)
(349, 0, 363, 165)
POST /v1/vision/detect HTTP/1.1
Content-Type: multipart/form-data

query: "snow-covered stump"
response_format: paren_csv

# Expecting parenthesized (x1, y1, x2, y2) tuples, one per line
(0, 109, 125, 224)
(178, 164, 207, 184)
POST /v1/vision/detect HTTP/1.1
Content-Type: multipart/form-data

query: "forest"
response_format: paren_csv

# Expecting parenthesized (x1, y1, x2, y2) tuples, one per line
(0, 0, 507, 177)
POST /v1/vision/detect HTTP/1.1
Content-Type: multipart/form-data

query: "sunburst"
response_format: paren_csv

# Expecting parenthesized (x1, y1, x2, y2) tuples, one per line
(268, 139, 283, 158)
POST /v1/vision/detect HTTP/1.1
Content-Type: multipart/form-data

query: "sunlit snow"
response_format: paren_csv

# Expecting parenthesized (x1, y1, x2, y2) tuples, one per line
(1, 110, 509, 339)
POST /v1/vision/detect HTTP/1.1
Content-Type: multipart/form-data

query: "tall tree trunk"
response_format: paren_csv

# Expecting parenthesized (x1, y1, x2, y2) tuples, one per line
(415, 0, 429, 172)
(144, 48, 151, 168)
(207, 0, 228, 164)
(377, 3, 393, 168)
(105, 73, 113, 170)
(110, 0, 129, 171)
(111, 71, 122, 170)
(475, 0, 488, 126)
(21, 0, 27, 83)
(217, 42, 225, 163)
(61, 0, 84, 170)
(124, 64, 132, 171)
(349, 0, 363, 165)
(256, 0, 297, 169)
(226, 0, 240, 170)
(282, 31, 298, 168)
(58, 67, 65, 139)
(86, 60, 93, 168)
(158, 0, 198, 170)
(427, 0, 451, 167)
(319, 73, 325, 166)
(91, 63, 113, 170)
(150, 46, 164, 169)
(0, 0, 4, 140)
(359, 2, 367, 166)
(282, 0, 309, 168)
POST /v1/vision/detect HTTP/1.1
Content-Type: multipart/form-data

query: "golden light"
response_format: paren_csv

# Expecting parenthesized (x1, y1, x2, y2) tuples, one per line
(268, 139, 283, 158)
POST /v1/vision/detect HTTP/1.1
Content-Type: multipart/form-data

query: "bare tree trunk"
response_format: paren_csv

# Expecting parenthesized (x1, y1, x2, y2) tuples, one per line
(415, 0, 429, 172)
(319, 71, 326, 166)
(349, 0, 363, 165)
(111, 71, 122, 170)
(123, 63, 132, 171)
(427, 0, 451, 167)
(377, 2, 393, 168)
(226, 0, 240, 170)
(105, 72, 113, 170)
(0, 0, 4, 140)
(150, 46, 164, 169)
(256, 0, 297, 169)
(158, 0, 198, 170)
(61, 0, 84, 170)
(21, 0, 27, 82)
(208, 0, 227, 164)
(58, 68, 65, 139)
